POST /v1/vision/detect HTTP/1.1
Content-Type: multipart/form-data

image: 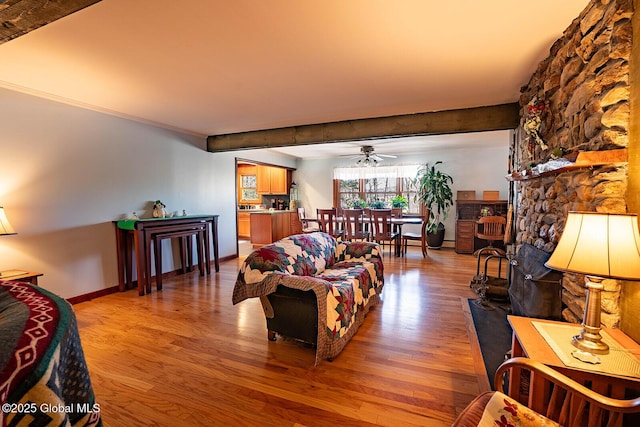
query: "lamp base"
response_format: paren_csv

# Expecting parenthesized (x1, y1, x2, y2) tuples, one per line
(571, 331, 609, 355)
(572, 276, 609, 355)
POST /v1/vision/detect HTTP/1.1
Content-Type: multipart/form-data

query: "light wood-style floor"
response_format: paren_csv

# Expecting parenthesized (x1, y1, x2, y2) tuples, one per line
(73, 244, 494, 426)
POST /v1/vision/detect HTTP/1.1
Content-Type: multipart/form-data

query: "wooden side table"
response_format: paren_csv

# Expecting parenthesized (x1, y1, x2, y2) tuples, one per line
(0, 270, 43, 285)
(114, 215, 220, 296)
(508, 315, 640, 419)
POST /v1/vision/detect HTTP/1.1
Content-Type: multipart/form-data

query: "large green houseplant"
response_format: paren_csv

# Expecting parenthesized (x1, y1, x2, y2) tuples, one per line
(414, 161, 454, 248)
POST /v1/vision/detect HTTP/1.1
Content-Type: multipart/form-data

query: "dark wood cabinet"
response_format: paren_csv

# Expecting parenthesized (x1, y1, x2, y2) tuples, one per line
(455, 199, 508, 254)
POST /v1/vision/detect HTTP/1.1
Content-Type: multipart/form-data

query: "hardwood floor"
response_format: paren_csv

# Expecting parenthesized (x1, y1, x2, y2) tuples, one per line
(73, 245, 496, 426)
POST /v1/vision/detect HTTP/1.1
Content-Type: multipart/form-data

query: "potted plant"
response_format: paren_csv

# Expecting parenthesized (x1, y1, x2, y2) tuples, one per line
(368, 200, 387, 209)
(391, 195, 408, 210)
(414, 161, 454, 249)
(347, 198, 367, 209)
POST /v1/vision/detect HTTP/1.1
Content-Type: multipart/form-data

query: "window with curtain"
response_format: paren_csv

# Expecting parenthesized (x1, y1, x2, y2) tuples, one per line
(333, 165, 422, 213)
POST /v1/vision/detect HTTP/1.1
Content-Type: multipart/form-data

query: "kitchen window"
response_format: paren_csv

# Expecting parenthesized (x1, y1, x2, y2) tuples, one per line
(240, 175, 259, 201)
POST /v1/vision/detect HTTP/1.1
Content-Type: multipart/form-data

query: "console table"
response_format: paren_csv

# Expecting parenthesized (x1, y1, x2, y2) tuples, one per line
(114, 215, 219, 296)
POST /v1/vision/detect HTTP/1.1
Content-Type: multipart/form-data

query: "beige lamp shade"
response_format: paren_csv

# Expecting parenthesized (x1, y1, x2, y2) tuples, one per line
(0, 207, 16, 236)
(545, 212, 640, 280)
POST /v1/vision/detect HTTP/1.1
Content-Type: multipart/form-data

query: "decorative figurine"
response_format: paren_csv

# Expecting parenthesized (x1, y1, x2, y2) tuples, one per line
(153, 200, 168, 218)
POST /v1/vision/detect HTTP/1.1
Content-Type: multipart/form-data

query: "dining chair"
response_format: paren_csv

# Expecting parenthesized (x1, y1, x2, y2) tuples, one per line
(341, 208, 369, 241)
(369, 209, 399, 257)
(401, 212, 429, 257)
(297, 207, 320, 233)
(316, 208, 343, 239)
(391, 207, 403, 218)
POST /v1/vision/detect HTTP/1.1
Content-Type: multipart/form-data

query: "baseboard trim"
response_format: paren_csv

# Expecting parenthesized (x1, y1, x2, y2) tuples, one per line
(67, 285, 120, 304)
(69, 256, 235, 304)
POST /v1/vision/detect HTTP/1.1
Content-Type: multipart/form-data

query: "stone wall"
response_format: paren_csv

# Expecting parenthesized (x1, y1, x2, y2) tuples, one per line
(514, 0, 633, 327)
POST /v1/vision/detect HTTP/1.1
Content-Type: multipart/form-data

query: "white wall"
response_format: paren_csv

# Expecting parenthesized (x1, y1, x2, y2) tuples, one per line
(0, 86, 509, 297)
(0, 87, 295, 298)
(294, 136, 511, 244)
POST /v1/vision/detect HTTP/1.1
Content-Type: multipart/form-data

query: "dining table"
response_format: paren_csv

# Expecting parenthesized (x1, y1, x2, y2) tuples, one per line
(335, 215, 423, 256)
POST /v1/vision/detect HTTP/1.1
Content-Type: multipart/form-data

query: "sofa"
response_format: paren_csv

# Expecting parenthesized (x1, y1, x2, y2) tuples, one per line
(232, 232, 384, 363)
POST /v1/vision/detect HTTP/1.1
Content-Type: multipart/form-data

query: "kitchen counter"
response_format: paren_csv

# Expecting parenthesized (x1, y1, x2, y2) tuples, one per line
(249, 209, 296, 214)
(250, 210, 302, 247)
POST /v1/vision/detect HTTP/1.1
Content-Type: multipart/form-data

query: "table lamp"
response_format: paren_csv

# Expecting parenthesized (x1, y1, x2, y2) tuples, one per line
(545, 212, 640, 355)
(0, 207, 16, 236)
(0, 206, 18, 278)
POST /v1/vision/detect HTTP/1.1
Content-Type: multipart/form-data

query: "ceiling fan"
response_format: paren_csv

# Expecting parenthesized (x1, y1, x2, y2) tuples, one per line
(352, 145, 397, 167)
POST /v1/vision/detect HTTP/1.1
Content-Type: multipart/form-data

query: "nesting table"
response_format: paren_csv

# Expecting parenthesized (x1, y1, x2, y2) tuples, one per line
(114, 215, 219, 295)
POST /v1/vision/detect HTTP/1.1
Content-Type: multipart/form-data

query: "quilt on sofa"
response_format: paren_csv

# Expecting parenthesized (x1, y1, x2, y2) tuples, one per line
(233, 232, 384, 363)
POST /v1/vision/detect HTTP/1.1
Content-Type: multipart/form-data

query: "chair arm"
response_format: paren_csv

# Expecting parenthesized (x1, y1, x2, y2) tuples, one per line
(495, 357, 640, 416)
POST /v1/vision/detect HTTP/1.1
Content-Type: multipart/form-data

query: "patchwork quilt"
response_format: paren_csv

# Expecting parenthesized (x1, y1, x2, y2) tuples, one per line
(0, 281, 101, 427)
(233, 232, 384, 362)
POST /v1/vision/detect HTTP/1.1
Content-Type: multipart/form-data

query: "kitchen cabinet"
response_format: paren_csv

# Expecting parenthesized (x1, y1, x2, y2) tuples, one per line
(257, 165, 288, 194)
(270, 167, 287, 194)
(238, 211, 251, 239)
(250, 211, 301, 247)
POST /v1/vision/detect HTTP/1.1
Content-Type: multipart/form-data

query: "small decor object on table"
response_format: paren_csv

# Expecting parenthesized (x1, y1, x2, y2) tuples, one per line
(152, 200, 167, 218)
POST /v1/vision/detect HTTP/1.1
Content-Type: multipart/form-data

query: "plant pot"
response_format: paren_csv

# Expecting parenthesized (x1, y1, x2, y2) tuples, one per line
(426, 222, 445, 249)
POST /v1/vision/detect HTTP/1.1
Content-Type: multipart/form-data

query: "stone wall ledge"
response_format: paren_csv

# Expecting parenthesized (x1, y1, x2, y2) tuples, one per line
(507, 148, 628, 181)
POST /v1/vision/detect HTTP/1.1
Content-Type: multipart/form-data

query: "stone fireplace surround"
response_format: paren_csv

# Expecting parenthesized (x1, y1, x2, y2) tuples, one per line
(513, 0, 633, 329)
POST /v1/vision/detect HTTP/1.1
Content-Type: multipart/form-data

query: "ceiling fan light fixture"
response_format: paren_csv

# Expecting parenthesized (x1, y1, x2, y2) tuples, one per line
(351, 145, 392, 167)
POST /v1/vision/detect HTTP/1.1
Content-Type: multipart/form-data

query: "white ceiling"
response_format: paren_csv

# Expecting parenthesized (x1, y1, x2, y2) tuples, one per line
(0, 0, 589, 158)
(267, 129, 513, 159)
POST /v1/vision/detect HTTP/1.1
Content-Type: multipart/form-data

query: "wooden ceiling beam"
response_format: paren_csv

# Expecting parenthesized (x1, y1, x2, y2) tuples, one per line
(0, 0, 101, 44)
(207, 102, 520, 153)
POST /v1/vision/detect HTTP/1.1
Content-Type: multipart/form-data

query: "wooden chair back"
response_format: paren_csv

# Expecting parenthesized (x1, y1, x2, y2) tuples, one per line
(370, 209, 398, 256)
(475, 215, 506, 242)
(297, 207, 306, 220)
(369, 209, 392, 240)
(316, 208, 342, 238)
(400, 212, 429, 257)
(298, 207, 319, 232)
(342, 208, 368, 241)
